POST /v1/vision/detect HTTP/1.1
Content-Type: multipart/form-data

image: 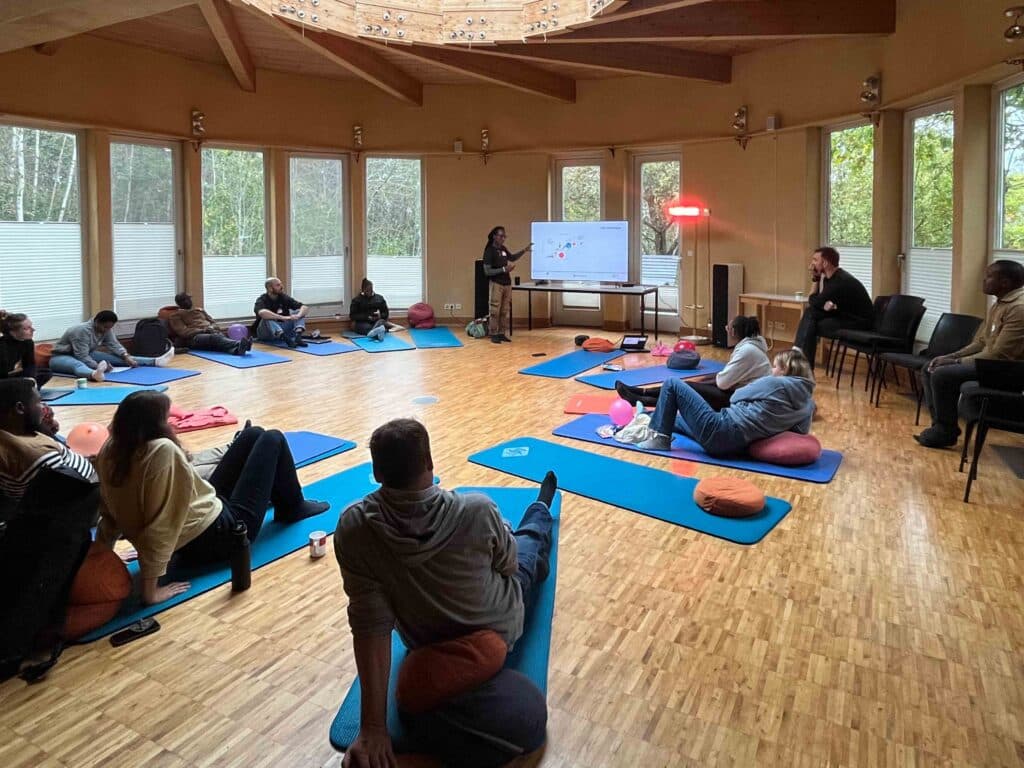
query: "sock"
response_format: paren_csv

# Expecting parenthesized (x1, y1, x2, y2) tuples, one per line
(278, 499, 329, 522)
(537, 470, 557, 508)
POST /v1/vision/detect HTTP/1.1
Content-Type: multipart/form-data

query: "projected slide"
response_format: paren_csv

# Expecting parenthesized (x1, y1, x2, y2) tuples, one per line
(531, 220, 629, 282)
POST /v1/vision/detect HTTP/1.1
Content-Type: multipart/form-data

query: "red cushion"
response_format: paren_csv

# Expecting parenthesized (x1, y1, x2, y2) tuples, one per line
(65, 543, 131, 640)
(748, 431, 822, 466)
(408, 302, 435, 329)
(65, 602, 123, 640)
(693, 477, 766, 519)
(396, 630, 507, 714)
(35, 342, 53, 369)
(157, 305, 179, 321)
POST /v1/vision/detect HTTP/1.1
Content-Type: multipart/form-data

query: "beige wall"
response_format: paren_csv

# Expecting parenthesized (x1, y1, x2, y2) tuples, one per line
(0, 0, 1017, 326)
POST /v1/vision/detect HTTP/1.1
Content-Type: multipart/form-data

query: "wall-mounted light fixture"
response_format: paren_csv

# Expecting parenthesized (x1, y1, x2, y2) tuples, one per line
(859, 75, 881, 106)
(1006, 6, 1024, 40)
(190, 109, 206, 137)
(732, 106, 749, 150)
(481, 128, 490, 164)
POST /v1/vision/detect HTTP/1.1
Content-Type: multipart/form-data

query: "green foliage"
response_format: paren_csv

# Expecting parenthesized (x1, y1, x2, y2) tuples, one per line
(827, 125, 873, 246)
(639, 160, 679, 256)
(1001, 85, 1024, 249)
(111, 142, 173, 224)
(290, 156, 344, 258)
(365, 157, 421, 257)
(911, 111, 954, 249)
(561, 165, 600, 222)
(0, 126, 80, 222)
(201, 147, 266, 257)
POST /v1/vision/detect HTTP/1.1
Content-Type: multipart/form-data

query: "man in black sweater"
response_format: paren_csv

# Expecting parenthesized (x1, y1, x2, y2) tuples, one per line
(793, 247, 874, 369)
(349, 279, 391, 339)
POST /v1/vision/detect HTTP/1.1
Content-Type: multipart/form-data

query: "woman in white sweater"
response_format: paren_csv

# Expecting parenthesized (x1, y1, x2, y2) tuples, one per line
(96, 391, 329, 605)
(617, 316, 772, 411)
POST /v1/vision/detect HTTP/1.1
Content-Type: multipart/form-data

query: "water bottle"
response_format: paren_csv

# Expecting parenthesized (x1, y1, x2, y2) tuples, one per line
(230, 522, 251, 592)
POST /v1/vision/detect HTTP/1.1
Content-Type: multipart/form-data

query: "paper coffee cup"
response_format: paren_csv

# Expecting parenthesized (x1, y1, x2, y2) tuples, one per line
(308, 530, 328, 559)
(76, 378, 88, 389)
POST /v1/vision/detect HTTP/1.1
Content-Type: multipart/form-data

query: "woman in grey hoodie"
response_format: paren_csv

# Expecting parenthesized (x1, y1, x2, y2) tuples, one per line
(617, 316, 772, 411)
(637, 348, 816, 456)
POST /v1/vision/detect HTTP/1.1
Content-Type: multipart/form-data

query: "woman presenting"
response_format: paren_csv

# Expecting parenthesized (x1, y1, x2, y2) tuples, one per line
(482, 226, 531, 344)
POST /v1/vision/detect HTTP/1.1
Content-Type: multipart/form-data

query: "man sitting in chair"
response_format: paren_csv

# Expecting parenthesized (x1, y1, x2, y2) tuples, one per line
(793, 247, 874, 370)
(253, 278, 309, 348)
(168, 293, 251, 356)
(916, 260, 1024, 449)
(334, 419, 555, 768)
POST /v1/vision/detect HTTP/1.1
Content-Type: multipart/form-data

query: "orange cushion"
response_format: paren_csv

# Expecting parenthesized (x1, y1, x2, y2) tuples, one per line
(582, 337, 615, 352)
(64, 543, 131, 640)
(65, 601, 123, 640)
(35, 342, 53, 369)
(747, 431, 822, 466)
(396, 630, 507, 714)
(157, 306, 179, 321)
(693, 477, 765, 519)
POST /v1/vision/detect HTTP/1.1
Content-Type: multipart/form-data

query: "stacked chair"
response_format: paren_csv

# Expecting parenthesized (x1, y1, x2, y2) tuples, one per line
(829, 295, 926, 391)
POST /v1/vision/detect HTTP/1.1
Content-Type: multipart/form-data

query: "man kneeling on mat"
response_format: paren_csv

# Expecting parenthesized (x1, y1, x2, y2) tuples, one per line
(334, 418, 555, 768)
(637, 348, 816, 456)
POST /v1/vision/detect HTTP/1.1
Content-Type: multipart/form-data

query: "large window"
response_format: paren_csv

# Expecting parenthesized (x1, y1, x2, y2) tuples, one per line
(111, 140, 179, 318)
(554, 161, 602, 312)
(365, 157, 422, 309)
(636, 156, 680, 327)
(201, 147, 267, 318)
(0, 124, 84, 339)
(824, 123, 874, 295)
(289, 155, 347, 308)
(904, 106, 954, 340)
(994, 80, 1024, 268)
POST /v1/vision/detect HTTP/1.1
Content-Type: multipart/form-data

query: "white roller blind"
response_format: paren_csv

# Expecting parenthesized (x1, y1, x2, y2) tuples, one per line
(203, 256, 268, 319)
(113, 223, 177, 317)
(0, 222, 83, 339)
(904, 248, 952, 341)
(838, 246, 873, 298)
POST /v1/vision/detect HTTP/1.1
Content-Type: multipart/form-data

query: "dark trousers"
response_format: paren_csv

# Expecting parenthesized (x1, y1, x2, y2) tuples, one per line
(687, 379, 734, 411)
(398, 500, 554, 768)
(35, 368, 52, 389)
(189, 333, 240, 354)
(352, 319, 386, 335)
(922, 363, 976, 435)
(177, 427, 305, 564)
(794, 310, 870, 369)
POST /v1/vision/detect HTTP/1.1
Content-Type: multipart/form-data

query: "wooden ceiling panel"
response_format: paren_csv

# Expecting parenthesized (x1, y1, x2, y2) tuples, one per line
(91, 4, 225, 64)
(233, 8, 360, 81)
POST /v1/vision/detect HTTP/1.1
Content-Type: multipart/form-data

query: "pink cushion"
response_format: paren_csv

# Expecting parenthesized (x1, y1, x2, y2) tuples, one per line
(408, 302, 435, 329)
(748, 431, 822, 466)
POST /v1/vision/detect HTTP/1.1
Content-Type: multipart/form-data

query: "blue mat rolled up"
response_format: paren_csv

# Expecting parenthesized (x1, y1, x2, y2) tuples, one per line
(469, 437, 791, 544)
(329, 487, 561, 753)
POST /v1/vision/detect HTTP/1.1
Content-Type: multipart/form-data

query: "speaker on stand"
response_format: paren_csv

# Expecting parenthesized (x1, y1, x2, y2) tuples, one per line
(711, 263, 744, 348)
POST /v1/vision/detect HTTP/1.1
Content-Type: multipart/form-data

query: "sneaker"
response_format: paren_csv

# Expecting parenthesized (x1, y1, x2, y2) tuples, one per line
(491, 335, 503, 344)
(913, 426, 960, 449)
(155, 347, 175, 367)
(309, 329, 321, 339)
(295, 338, 308, 348)
(284, 334, 298, 348)
(500, 334, 512, 343)
(233, 337, 252, 355)
(637, 433, 671, 451)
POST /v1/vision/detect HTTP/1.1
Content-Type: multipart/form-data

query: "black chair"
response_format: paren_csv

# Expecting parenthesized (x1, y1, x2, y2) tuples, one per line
(957, 360, 1024, 503)
(823, 295, 890, 378)
(873, 312, 984, 422)
(831, 295, 925, 390)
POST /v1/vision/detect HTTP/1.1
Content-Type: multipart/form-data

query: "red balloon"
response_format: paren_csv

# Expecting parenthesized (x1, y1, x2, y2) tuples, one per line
(674, 339, 696, 352)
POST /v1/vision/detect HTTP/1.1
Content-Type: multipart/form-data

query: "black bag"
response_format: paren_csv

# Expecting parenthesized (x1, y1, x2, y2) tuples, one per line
(132, 318, 170, 358)
(0, 467, 99, 682)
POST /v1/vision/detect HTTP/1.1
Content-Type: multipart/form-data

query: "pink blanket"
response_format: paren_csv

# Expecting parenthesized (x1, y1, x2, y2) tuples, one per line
(168, 404, 238, 433)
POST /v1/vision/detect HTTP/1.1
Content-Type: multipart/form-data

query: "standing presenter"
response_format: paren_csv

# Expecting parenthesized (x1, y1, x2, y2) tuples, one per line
(482, 226, 532, 344)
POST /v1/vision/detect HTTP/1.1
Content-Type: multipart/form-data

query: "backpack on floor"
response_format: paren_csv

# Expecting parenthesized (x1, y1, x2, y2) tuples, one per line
(132, 318, 170, 358)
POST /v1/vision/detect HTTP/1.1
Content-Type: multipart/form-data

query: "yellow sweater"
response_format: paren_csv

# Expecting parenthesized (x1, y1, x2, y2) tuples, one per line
(96, 438, 222, 579)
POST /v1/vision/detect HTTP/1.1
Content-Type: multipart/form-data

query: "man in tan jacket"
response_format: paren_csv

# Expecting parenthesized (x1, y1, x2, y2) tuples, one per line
(916, 260, 1024, 448)
(168, 293, 250, 355)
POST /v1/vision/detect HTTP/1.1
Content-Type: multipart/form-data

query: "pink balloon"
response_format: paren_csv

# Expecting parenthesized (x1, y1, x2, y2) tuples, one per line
(609, 397, 634, 427)
(227, 323, 249, 341)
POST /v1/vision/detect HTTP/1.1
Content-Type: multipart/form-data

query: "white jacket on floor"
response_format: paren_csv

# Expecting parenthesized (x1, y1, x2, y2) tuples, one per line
(716, 335, 772, 390)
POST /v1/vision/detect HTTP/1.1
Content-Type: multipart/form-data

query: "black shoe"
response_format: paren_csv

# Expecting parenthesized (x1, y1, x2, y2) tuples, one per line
(500, 335, 512, 343)
(284, 334, 298, 348)
(913, 426, 959, 449)
(491, 335, 503, 344)
(277, 499, 329, 523)
(615, 380, 641, 406)
(295, 338, 308, 348)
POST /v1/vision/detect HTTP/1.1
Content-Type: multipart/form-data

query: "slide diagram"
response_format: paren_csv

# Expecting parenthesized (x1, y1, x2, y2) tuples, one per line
(530, 221, 629, 282)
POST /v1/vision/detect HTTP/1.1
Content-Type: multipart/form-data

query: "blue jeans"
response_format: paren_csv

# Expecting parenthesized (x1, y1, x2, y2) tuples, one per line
(49, 350, 156, 377)
(255, 314, 306, 341)
(511, 501, 553, 615)
(649, 378, 747, 456)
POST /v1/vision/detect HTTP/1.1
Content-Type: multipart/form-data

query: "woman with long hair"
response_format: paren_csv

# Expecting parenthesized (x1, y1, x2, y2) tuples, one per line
(636, 347, 816, 456)
(481, 226, 531, 344)
(0, 311, 49, 388)
(617, 315, 772, 411)
(96, 391, 329, 604)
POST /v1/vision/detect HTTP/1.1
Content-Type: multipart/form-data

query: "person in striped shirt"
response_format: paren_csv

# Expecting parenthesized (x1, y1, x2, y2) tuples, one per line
(0, 379, 96, 508)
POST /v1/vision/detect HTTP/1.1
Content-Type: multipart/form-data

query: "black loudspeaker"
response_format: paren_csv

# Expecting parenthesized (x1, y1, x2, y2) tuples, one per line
(711, 263, 743, 348)
(474, 260, 488, 319)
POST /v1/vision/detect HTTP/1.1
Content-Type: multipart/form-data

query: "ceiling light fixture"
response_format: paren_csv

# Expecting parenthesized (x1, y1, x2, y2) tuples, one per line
(859, 74, 881, 106)
(1007, 6, 1024, 41)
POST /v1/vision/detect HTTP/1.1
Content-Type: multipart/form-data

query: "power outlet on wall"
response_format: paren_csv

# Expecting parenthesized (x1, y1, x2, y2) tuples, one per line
(443, 303, 454, 311)
(443, 303, 463, 312)
(775, 321, 786, 332)
(454, 303, 462, 310)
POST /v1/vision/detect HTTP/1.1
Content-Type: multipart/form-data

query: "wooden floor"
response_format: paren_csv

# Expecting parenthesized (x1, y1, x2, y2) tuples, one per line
(3, 328, 1024, 768)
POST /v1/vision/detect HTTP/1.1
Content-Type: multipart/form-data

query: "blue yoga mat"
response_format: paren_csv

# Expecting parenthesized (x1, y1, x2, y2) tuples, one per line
(519, 349, 626, 379)
(409, 327, 464, 349)
(78, 463, 384, 642)
(42, 385, 168, 406)
(286, 431, 356, 468)
(189, 349, 291, 368)
(575, 360, 724, 389)
(103, 367, 202, 385)
(469, 437, 791, 544)
(329, 486, 561, 753)
(553, 413, 843, 484)
(259, 340, 359, 356)
(346, 334, 415, 353)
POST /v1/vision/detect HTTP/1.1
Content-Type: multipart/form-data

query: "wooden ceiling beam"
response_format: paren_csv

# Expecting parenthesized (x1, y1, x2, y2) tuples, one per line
(198, 0, 256, 91)
(268, 19, 423, 106)
(384, 44, 576, 103)
(553, 0, 896, 43)
(0, 0, 195, 54)
(481, 42, 730, 83)
(580, 0, 747, 29)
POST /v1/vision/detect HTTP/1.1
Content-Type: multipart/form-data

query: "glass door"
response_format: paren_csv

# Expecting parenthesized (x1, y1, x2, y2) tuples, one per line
(551, 158, 604, 327)
(632, 153, 681, 333)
